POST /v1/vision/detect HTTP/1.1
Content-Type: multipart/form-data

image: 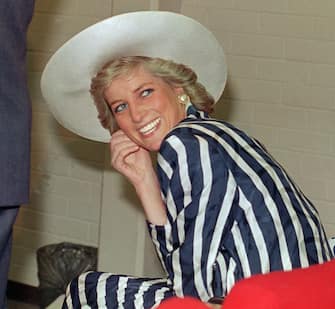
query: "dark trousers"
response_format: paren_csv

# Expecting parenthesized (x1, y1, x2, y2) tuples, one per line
(0, 206, 19, 309)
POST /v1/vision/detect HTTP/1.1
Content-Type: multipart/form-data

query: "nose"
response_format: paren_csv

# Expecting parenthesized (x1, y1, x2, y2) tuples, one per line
(128, 102, 144, 123)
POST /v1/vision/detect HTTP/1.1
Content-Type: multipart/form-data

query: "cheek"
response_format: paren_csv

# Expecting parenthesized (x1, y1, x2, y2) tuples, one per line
(114, 117, 130, 132)
(158, 95, 177, 115)
(152, 95, 167, 110)
(165, 99, 181, 121)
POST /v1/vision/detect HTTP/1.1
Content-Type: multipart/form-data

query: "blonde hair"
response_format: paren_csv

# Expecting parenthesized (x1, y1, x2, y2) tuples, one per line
(90, 56, 214, 132)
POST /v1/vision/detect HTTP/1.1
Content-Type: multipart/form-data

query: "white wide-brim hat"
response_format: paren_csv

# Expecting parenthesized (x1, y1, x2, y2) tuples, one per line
(41, 11, 227, 143)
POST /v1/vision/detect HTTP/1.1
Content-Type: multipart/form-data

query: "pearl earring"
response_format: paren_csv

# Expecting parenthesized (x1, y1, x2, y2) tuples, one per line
(178, 94, 190, 105)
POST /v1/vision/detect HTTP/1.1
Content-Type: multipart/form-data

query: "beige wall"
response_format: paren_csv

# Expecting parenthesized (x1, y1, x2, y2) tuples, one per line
(10, 0, 335, 287)
(185, 0, 335, 236)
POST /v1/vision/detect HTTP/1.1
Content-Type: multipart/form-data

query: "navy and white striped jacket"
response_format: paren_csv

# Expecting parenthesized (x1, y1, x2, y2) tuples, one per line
(63, 103, 332, 308)
(149, 103, 332, 299)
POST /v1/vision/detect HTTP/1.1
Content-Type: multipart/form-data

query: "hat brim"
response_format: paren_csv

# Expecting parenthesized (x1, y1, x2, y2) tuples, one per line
(41, 11, 227, 143)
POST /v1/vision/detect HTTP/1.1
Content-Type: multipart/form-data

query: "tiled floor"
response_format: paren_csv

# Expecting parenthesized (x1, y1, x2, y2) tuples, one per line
(7, 300, 39, 309)
(7, 294, 65, 308)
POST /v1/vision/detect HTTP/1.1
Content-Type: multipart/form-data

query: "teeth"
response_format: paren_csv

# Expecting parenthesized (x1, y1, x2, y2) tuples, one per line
(139, 118, 160, 135)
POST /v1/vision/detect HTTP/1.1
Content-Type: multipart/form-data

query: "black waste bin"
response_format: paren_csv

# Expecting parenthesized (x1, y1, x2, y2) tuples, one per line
(36, 242, 97, 308)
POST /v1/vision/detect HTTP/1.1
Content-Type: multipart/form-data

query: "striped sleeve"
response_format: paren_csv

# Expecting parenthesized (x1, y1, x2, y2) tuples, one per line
(149, 118, 333, 300)
(149, 132, 235, 301)
(62, 272, 173, 308)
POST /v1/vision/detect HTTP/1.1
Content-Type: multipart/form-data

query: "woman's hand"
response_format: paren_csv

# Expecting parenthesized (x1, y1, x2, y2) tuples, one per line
(110, 130, 167, 225)
(110, 130, 152, 187)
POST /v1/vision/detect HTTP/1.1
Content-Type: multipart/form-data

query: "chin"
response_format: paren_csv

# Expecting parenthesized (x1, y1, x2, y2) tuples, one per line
(144, 141, 161, 152)
(141, 136, 164, 152)
(145, 145, 160, 152)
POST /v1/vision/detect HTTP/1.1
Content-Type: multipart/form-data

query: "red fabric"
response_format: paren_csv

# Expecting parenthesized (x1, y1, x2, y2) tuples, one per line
(157, 297, 209, 309)
(156, 260, 335, 308)
(223, 259, 335, 309)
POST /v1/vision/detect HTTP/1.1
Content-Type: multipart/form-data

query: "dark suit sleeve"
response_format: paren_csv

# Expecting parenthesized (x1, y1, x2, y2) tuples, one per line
(0, 0, 35, 205)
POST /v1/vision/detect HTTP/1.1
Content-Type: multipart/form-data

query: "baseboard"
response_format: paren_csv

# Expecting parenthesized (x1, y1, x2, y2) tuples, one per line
(6, 280, 39, 305)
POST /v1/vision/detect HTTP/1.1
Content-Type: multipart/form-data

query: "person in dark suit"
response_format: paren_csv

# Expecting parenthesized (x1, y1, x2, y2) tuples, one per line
(0, 0, 35, 307)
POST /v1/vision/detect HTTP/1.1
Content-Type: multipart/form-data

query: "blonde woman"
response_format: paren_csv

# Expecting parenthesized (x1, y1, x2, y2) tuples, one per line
(41, 12, 333, 309)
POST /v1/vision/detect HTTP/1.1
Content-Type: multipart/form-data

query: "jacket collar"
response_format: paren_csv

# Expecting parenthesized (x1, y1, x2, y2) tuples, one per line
(185, 102, 210, 119)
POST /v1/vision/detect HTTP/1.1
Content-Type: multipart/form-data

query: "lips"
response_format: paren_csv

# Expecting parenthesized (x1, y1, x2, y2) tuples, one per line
(139, 117, 161, 135)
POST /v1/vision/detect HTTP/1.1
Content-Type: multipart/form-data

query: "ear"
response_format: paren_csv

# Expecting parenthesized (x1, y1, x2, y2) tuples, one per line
(173, 87, 185, 96)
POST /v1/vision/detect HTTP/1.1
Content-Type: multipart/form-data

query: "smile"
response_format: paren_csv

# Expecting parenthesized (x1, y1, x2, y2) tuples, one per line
(139, 118, 161, 135)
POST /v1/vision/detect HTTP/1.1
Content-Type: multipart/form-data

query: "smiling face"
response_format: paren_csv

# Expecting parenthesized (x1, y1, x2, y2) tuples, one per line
(104, 65, 186, 151)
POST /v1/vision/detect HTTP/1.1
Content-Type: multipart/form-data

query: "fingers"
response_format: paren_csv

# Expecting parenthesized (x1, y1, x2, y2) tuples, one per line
(110, 129, 134, 146)
(110, 130, 138, 153)
(110, 130, 139, 171)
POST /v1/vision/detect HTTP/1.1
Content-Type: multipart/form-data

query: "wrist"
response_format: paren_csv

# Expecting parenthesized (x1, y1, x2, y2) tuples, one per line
(135, 177, 167, 225)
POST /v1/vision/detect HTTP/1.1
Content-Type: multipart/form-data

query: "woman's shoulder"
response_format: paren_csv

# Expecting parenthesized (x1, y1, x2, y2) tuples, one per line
(159, 117, 230, 154)
(160, 115, 264, 159)
(167, 116, 248, 142)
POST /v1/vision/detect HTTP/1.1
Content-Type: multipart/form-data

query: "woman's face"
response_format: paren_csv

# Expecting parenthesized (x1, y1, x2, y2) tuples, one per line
(104, 66, 186, 151)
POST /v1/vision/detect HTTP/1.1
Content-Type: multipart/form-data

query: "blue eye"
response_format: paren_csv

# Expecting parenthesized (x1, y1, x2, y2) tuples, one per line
(141, 88, 153, 97)
(114, 102, 128, 113)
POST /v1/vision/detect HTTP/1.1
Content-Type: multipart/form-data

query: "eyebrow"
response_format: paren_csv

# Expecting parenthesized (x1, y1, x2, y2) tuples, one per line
(108, 82, 153, 106)
(133, 82, 153, 93)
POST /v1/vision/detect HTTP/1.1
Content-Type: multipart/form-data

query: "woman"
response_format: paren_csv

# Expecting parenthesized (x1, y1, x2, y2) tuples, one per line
(41, 12, 333, 309)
